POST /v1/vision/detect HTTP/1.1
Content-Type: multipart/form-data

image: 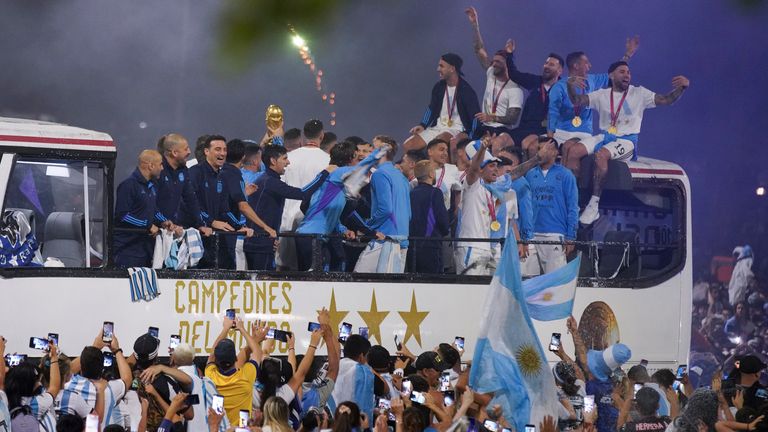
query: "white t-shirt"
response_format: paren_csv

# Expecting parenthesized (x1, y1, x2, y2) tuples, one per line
(121, 390, 142, 432)
(457, 179, 496, 251)
(483, 67, 525, 129)
(435, 164, 463, 210)
(280, 146, 330, 231)
(588, 85, 656, 135)
(178, 365, 211, 432)
(0, 390, 10, 432)
(22, 393, 58, 432)
(438, 85, 464, 130)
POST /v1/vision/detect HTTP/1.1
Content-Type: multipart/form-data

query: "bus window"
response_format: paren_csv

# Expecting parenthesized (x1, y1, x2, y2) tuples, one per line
(1, 157, 106, 267)
(580, 180, 685, 286)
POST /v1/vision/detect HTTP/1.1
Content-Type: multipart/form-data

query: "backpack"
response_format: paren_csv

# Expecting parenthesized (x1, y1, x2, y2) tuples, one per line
(10, 406, 47, 432)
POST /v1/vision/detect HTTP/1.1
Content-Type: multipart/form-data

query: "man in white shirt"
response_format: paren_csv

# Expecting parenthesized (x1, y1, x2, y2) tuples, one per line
(567, 61, 689, 224)
(277, 119, 331, 270)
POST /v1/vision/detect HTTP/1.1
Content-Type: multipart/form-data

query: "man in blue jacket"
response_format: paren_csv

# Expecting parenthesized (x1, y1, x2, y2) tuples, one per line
(403, 53, 482, 153)
(524, 136, 579, 275)
(408, 160, 450, 274)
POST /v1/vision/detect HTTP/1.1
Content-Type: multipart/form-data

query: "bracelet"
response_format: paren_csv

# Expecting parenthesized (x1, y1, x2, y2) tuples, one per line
(288, 348, 295, 351)
(51, 361, 59, 364)
(114, 348, 123, 355)
(309, 345, 318, 350)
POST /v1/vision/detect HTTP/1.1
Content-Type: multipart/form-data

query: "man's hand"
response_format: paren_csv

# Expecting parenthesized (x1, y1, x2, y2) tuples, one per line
(266, 227, 278, 238)
(625, 35, 640, 59)
(140, 365, 165, 384)
(245, 183, 258, 196)
(540, 415, 557, 432)
(505, 39, 515, 54)
(568, 75, 587, 90)
(235, 318, 247, 334)
(474, 113, 495, 123)
(251, 323, 269, 343)
(149, 224, 159, 236)
(223, 316, 235, 331)
(566, 315, 578, 333)
(238, 227, 255, 238)
(518, 243, 528, 259)
(343, 230, 356, 240)
(199, 226, 213, 237)
(672, 75, 690, 89)
(169, 392, 189, 413)
(211, 220, 234, 231)
(318, 307, 330, 326)
(565, 243, 575, 255)
(171, 224, 184, 238)
(309, 329, 323, 347)
(391, 398, 404, 417)
(409, 125, 425, 135)
(465, 7, 479, 25)
(207, 407, 224, 432)
(375, 231, 386, 241)
(110, 335, 121, 353)
(287, 333, 296, 350)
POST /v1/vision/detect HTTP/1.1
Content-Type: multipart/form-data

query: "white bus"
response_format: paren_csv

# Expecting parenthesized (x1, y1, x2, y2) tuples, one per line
(0, 117, 691, 370)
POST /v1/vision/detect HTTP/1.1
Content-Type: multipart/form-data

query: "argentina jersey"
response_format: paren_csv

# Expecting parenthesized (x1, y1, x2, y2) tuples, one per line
(23, 393, 57, 432)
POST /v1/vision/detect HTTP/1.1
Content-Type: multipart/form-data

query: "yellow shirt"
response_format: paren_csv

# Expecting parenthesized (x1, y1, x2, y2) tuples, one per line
(205, 361, 258, 424)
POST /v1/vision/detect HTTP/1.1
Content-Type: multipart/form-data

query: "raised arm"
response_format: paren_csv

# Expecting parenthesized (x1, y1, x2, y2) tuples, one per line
(566, 316, 592, 380)
(622, 35, 640, 62)
(465, 139, 488, 186)
(286, 330, 324, 395)
(465, 7, 491, 70)
(318, 308, 341, 381)
(507, 152, 542, 181)
(566, 76, 590, 107)
(207, 318, 234, 364)
(654, 76, 689, 106)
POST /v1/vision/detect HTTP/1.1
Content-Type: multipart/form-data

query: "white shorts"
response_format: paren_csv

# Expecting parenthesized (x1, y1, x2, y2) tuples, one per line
(354, 240, 405, 273)
(553, 129, 593, 145)
(578, 134, 635, 161)
(521, 234, 567, 275)
(454, 246, 495, 276)
(418, 125, 464, 144)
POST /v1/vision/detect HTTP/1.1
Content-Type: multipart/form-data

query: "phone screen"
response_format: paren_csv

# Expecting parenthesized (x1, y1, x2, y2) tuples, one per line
(676, 365, 687, 379)
(443, 390, 455, 407)
(400, 379, 412, 397)
(239, 410, 249, 427)
(410, 391, 425, 404)
(359, 327, 369, 339)
(103, 352, 115, 367)
(756, 389, 768, 399)
(377, 398, 395, 421)
(483, 420, 499, 432)
(212, 395, 224, 415)
(85, 414, 100, 432)
(148, 327, 159, 338)
(225, 309, 236, 326)
(5, 354, 27, 367)
(102, 322, 114, 343)
(461, 362, 469, 373)
(583, 395, 595, 413)
(339, 322, 352, 343)
(633, 383, 643, 398)
(29, 336, 50, 351)
(548, 333, 561, 352)
(169, 335, 181, 350)
(525, 425, 536, 432)
(271, 329, 290, 343)
(439, 372, 451, 391)
(454, 336, 465, 350)
(308, 322, 322, 332)
(48, 333, 59, 347)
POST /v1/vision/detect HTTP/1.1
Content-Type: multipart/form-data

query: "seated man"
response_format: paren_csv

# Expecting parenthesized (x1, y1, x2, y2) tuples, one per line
(566, 61, 689, 224)
(403, 53, 481, 152)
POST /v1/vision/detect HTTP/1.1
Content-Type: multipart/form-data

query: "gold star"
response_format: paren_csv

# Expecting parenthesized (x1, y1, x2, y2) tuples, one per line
(358, 290, 390, 345)
(398, 291, 429, 347)
(318, 288, 349, 338)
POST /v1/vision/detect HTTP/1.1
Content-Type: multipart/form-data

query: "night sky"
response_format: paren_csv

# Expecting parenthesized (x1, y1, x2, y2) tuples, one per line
(2, 0, 767, 274)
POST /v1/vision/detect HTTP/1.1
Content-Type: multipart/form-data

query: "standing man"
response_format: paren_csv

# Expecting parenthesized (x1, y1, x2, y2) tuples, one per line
(408, 160, 450, 273)
(524, 137, 579, 275)
(403, 53, 482, 152)
(245, 145, 331, 270)
(567, 62, 689, 224)
(354, 141, 411, 273)
(465, 7, 524, 152)
(114, 150, 163, 267)
(278, 119, 331, 270)
(550, 40, 640, 177)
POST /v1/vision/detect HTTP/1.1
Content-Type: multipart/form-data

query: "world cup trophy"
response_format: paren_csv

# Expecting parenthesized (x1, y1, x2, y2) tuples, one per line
(265, 104, 284, 133)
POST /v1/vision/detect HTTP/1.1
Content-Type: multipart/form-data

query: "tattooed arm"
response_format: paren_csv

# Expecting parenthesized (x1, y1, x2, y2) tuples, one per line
(654, 75, 690, 106)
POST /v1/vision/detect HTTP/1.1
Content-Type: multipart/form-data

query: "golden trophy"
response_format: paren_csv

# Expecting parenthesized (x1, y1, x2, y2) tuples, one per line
(265, 105, 284, 133)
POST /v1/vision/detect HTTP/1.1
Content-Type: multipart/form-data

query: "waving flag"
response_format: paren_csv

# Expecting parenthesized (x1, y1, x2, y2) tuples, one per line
(523, 254, 581, 321)
(470, 233, 559, 431)
(342, 145, 388, 199)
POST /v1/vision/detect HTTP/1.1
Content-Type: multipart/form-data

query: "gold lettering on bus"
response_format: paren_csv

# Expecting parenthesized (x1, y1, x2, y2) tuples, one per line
(242, 281, 254, 314)
(202, 281, 215, 313)
(281, 282, 292, 314)
(175, 280, 186, 313)
(229, 281, 240, 311)
(268, 282, 278, 314)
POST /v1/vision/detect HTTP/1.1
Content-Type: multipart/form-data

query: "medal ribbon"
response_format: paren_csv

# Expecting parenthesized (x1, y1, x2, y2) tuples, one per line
(444, 86, 458, 124)
(491, 78, 509, 114)
(436, 166, 446, 188)
(573, 79, 590, 118)
(609, 87, 629, 129)
(486, 190, 497, 224)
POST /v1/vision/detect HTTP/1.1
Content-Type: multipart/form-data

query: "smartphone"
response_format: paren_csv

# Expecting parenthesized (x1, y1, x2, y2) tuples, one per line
(225, 309, 237, 326)
(548, 333, 561, 352)
(186, 394, 200, 405)
(308, 322, 322, 332)
(212, 395, 225, 415)
(454, 336, 465, 351)
(359, 327, 369, 339)
(394, 334, 402, 351)
(483, 420, 499, 432)
(640, 359, 648, 367)
(439, 371, 451, 391)
(4, 353, 27, 367)
(169, 334, 181, 350)
(148, 326, 159, 338)
(756, 389, 768, 399)
(29, 336, 50, 351)
(102, 321, 114, 343)
(338, 322, 352, 343)
(400, 379, 412, 397)
(239, 410, 249, 427)
(676, 364, 687, 379)
(502, 429, 513, 432)
(583, 395, 595, 414)
(267, 329, 291, 343)
(103, 352, 115, 368)
(377, 398, 395, 421)
(673, 381, 681, 391)
(410, 391, 426, 404)
(48, 333, 59, 347)
(633, 383, 643, 398)
(443, 390, 455, 407)
(461, 362, 469, 373)
(85, 414, 100, 432)
(525, 425, 536, 432)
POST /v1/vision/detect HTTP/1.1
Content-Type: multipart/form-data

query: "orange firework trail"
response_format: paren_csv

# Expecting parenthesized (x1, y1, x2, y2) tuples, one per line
(288, 25, 337, 126)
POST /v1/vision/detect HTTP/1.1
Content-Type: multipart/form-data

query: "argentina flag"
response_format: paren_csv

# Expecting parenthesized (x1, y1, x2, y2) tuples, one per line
(470, 232, 559, 432)
(523, 254, 581, 321)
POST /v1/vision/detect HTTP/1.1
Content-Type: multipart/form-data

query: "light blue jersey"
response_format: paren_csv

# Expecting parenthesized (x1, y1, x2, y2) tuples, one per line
(0, 391, 11, 432)
(368, 162, 411, 248)
(525, 165, 579, 240)
(548, 73, 609, 133)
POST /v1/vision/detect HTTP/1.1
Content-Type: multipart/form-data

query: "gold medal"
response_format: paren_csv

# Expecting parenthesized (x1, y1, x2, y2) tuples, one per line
(571, 116, 582, 127)
(490, 221, 501, 232)
(607, 126, 618, 134)
(447, 119, 453, 127)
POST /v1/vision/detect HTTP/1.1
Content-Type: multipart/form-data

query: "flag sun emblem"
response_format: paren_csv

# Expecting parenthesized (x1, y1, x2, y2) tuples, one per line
(515, 344, 542, 376)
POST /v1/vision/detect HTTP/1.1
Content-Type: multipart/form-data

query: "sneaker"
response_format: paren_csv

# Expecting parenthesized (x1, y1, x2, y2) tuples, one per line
(579, 202, 600, 225)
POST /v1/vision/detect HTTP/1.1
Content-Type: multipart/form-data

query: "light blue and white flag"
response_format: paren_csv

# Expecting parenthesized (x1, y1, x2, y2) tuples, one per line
(470, 232, 559, 432)
(522, 254, 581, 321)
(342, 146, 388, 199)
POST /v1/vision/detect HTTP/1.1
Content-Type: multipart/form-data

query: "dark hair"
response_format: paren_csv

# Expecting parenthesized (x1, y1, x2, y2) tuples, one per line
(226, 138, 247, 164)
(635, 387, 661, 416)
(456, 138, 472, 151)
(4, 362, 40, 409)
(330, 141, 357, 166)
(57, 414, 85, 432)
(426, 138, 448, 152)
(406, 374, 429, 392)
(493, 49, 509, 60)
(321, 131, 338, 152)
(304, 119, 324, 140)
(104, 425, 127, 432)
(651, 369, 676, 389)
(194, 135, 210, 163)
(500, 146, 523, 164)
(343, 334, 371, 360)
(373, 135, 396, 147)
(566, 51, 586, 70)
(344, 136, 367, 147)
(284, 128, 302, 141)
(538, 135, 560, 151)
(437, 343, 460, 369)
(40, 353, 71, 390)
(301, 409, 321, 431)
(205, 134, 227, 150)
(332, 401, 362, 432)
(80, 346, 105, 380)
(244, 142, 261, 160)
(608, 61, 629, 74)
(403, 406, 428, 432)
(257, 357, 286, 402)
(405, 149, 428, 163)
(263, 145, 287, 169)
(548, 53, 565, 68)
(366, 345, 391, 372)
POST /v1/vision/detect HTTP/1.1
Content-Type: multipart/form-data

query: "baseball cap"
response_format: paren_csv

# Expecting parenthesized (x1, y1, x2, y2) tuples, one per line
(415, 351, 447, 372)
(738, 355, 767, 374)
(133, 333, 160, 369)
(214, 339, 237, 369)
